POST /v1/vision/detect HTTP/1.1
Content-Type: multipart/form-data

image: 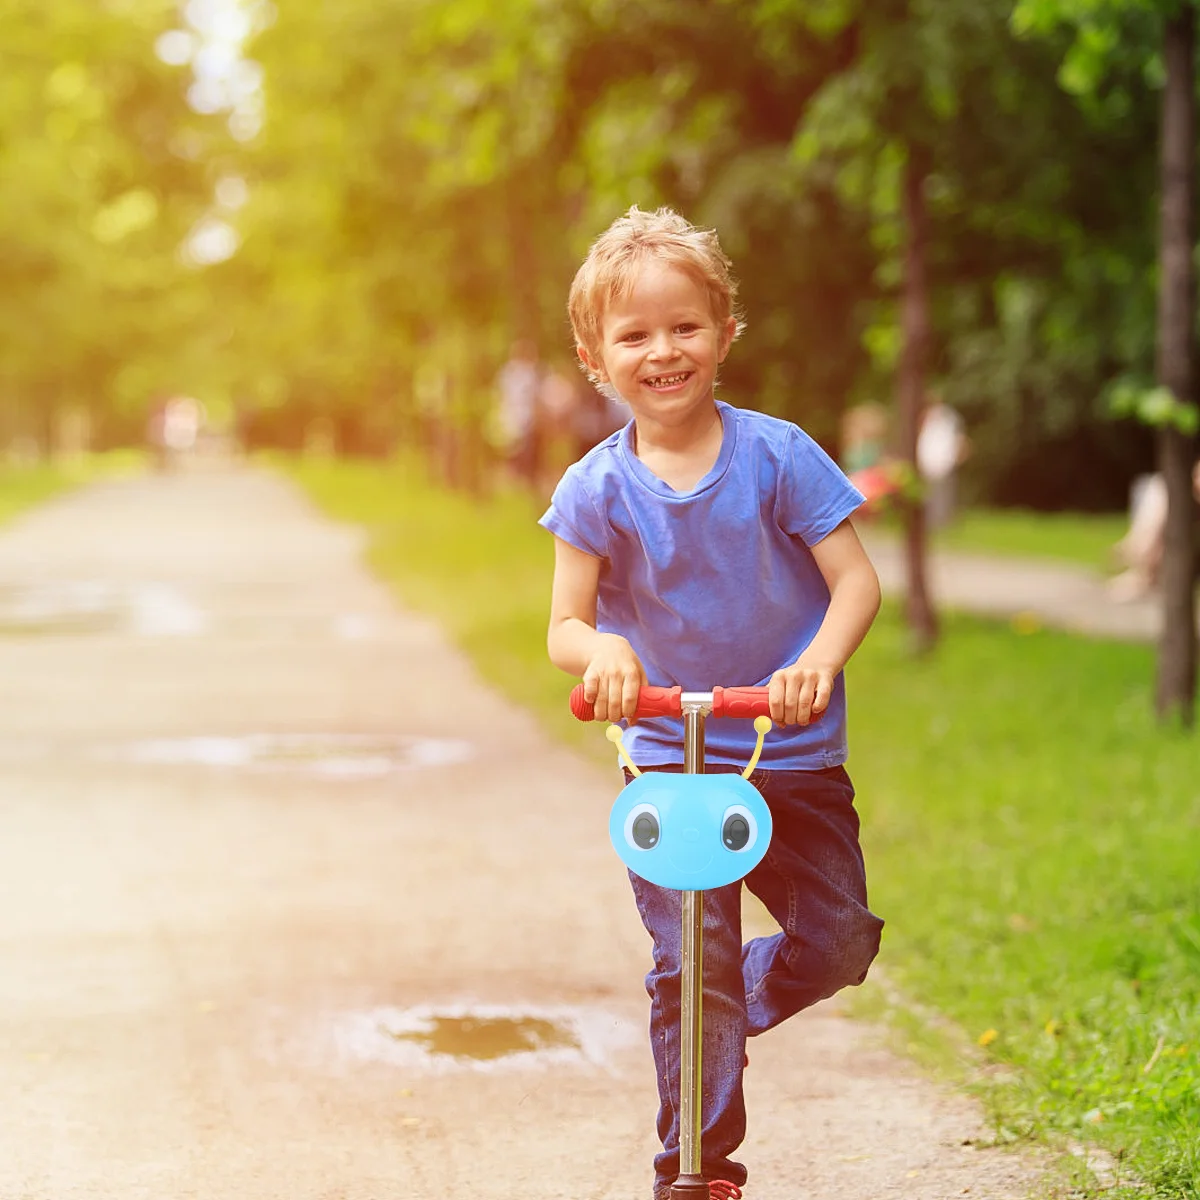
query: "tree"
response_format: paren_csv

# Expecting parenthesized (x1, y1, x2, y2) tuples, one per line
(1153, 4, 1197, 725)
(0, 0, 225, 449)
(187, 0, 1165, 544)
(897, 142, 939, 649)
(1014, 0, 1198, 725)
(754, 0, 1047, 649)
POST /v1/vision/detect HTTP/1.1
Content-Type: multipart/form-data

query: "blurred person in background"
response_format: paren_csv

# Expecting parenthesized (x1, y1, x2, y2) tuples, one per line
(536, 358, 584, 495)
(570, 378, 629, 464)
(494, 338, 543, 491)
(147, 394, 204, 471)
(916, 395, 970, 530)
(531, 359, 631, 499)
(839, 402, 901, 517)
(146, 397, 169, 471)
(162, 396, 204, 464)
(1108, 460, 1200, 601)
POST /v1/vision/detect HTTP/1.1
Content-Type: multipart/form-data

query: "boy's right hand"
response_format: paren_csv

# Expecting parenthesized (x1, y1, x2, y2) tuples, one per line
(582, 634, 648, 723)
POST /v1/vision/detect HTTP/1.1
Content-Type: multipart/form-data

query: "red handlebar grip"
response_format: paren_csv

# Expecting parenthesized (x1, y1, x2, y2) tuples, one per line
(568, 683, 683, 722)
(568, 684, 595, 721)
(711, 685, 773, 719)
(637, 685, 684, 718)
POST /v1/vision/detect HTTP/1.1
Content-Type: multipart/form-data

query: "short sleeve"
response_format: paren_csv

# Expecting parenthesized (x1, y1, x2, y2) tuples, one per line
(538, 464, 610, 558)
(775, 424, 865, 546)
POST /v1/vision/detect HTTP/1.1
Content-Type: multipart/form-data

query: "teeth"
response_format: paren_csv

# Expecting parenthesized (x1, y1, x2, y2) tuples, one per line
(647, 373, 688, 387)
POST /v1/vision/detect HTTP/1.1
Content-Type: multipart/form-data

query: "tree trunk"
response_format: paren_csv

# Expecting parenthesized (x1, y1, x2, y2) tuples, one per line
(1154, 7, 1198, 727)
(898, 144, 938, 652)
(506, 164, 541, 350)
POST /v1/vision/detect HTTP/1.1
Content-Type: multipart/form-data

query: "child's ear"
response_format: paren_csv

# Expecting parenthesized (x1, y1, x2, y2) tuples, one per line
(717, 317, 738, 362)
(577, 343, 608, 382)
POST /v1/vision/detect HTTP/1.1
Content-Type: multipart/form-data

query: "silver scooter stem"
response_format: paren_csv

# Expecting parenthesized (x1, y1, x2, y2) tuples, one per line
(677, 700, 707, 1188)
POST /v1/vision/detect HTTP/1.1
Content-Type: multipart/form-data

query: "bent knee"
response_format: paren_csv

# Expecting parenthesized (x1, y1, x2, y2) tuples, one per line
(843, 927, 883, 987)
(839, 912, 884, 986)
(800, 913, 884, 993)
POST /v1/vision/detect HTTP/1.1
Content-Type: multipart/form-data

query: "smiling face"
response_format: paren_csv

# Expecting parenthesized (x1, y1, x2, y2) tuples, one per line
(578, 259, 738, 435)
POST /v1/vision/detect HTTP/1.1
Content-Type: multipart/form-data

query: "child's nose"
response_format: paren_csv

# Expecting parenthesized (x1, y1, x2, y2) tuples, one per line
(646, 330, 678, 359)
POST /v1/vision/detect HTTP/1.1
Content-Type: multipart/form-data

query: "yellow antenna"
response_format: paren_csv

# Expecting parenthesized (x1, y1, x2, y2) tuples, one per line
(606, 724, 642, 777)
(742, 715, 772, 778)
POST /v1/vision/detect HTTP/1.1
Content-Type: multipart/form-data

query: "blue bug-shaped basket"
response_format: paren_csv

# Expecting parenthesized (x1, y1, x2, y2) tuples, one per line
(611, 773, 772, 890)
(605, 717, 773, 891)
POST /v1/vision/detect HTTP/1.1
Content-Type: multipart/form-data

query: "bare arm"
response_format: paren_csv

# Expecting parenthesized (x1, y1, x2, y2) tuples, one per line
(768, 519, 881, 726)
(547, 536, 647, 722)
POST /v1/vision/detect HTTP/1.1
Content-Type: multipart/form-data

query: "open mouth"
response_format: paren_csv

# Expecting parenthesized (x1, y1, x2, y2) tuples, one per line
(644, 371, 692, 389)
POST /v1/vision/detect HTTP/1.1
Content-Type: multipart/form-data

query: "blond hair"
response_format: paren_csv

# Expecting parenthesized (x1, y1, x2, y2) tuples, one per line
(568, 206, 744, 377)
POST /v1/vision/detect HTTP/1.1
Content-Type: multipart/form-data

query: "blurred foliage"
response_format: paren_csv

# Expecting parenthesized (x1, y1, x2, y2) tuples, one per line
(0, 0, 230, 448)
(1, 0, 1190, 507)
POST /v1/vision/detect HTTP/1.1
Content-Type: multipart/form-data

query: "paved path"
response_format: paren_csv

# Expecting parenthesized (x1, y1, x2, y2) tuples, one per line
(0, 467, 1053, 1200)
(862, 533, 1161, 642)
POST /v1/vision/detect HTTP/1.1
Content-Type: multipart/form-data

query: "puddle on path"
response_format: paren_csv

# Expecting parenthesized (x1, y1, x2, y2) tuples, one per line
(122, 732, 473, 777)
(0, 581, 205, 637)
(334, 1003, 639, 1073)
(385, 1015, 580, 1061)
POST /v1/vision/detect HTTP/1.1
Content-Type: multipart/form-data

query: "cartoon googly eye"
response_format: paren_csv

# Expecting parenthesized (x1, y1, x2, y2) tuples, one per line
(624, 803, 661, 851)
(721, 805, 757, 853)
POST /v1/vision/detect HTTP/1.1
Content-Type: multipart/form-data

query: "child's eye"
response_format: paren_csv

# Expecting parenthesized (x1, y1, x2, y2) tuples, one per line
(676, 323, 698, 333)
(620, 331, 646, 344)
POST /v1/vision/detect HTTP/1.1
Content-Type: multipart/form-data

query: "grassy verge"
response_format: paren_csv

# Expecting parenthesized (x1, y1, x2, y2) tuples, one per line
(852, 613, 1198, 1197)
(289, 455, 1198, 1199)
(937, 507, 1127, 568)
(869, 507, 1128, 571)
(0, 453, 142, 526)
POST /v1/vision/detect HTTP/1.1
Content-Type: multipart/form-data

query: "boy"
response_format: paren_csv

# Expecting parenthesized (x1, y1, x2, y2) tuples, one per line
(539, 206, 884, 1200)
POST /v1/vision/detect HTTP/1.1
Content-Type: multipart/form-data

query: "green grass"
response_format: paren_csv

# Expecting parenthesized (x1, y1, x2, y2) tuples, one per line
(289, 455, 1199, 1199)
(852, 614, 1199, 1197)
(870, 507, 1129, 571)
(0, 453, 141, 526)
(938, 508, 1129, 569)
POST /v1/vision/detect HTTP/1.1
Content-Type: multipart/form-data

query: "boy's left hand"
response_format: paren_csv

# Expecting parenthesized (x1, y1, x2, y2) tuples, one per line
(768, 659, 835, 726)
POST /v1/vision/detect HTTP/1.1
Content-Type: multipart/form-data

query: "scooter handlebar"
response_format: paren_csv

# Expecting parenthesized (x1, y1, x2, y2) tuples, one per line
(710, 685, 773, 719)
(568, 683, 773, 722)
(569, 684, 682, 722)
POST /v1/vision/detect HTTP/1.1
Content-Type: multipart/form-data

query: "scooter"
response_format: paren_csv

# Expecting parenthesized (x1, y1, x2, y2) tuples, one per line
(570, 683, 775, 1200)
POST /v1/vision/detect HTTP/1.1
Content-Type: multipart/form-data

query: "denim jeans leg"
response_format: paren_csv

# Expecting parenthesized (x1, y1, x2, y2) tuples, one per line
(628, 870, 750, 1192)
(742, 767, 884, 1036)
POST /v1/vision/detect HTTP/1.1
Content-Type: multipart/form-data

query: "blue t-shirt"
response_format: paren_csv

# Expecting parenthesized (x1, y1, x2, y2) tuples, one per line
(539, 400, 865, 770)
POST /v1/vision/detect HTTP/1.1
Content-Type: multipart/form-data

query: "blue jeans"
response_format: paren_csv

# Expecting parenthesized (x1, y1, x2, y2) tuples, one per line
(625, 765, 883, 1192)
